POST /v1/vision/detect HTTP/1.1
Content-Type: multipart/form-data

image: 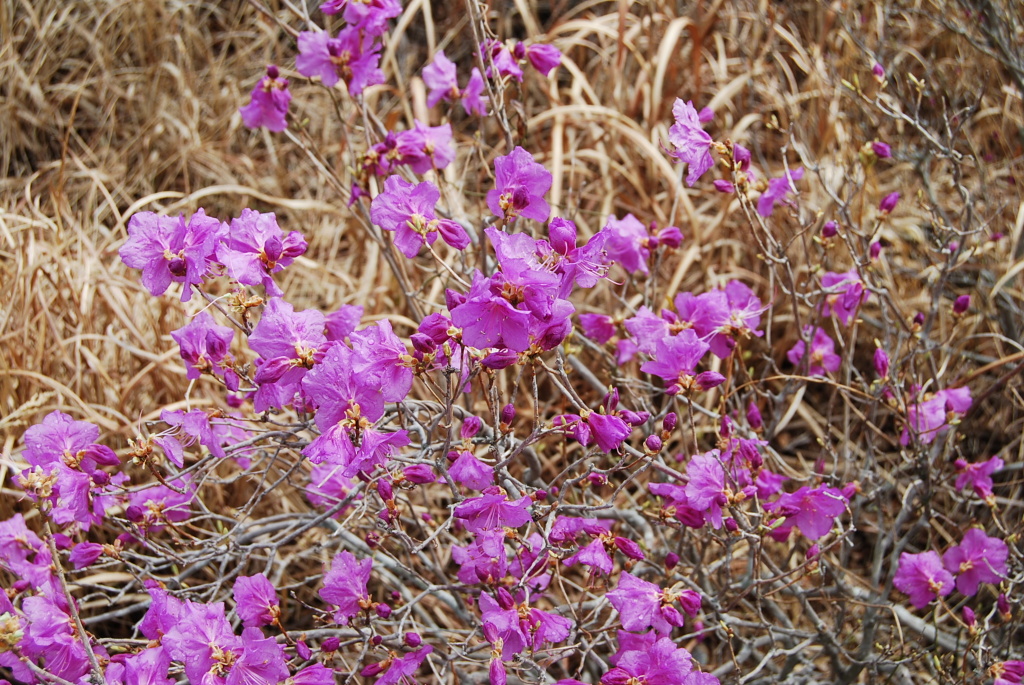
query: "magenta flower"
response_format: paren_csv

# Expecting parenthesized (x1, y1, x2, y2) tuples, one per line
(170, 312, 235, 382)
(641, 330, 713, 395)
(579, 313, 616, 344)
(820, 269, 870, 326)
(454, 487, 533, 532)
(450, 271, 532, 352)
(486, 146, 553, 222)
(900, 387, 972, 446)
(480, 589, 528, 659)
(757, 167, 804, 217)
(217, 209, 306, 297)
(954, 456, 1003, 499)
(20, 595, 93, 683)
(879, 191, 901, 213)
(463, 67, 488, 115)
(452, 529, 508, 583)
(249, 298, 326, 410)
(765, 485, 847, 540)
(371, 176, 469, 258)
(229, 627, 290, 685)
(127, 477, 194, 531)
(685, 451, 727, 528)
(319, 0, 401, 35)
(482, 40, 524, 82)
(607, 572, 689, 634)
(601, 213, 651, 274)
(22, 410, 118, 472)
(525, 43, 561, 76)
(447, 449, 495, 490)
(119, 209, 223, 301)
(306, 463, 359, 515)
(787, 326, 841, 376)
(350, 319, 415, 403)
(295, 28, 384, 95)
(68, 541, 104, 569)
(320, 550, 372, 624)
(395, 120, 456, 173)
(240, 65, 291, 132)
(942, 528, 1008, 596)
(602, 636, 704, 685)
(893, 551, 954, 609)
(162, 600, 241, 683)
(373, 645, 434, 685)
(522, 607, 573, 650)
(668, 99, 714, 186)
(423, 50, 458, 107)
(233, 573, 280, 627)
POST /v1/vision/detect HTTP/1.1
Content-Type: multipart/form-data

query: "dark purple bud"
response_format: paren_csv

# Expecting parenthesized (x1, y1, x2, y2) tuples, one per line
(724, 518, 738, 532)
(481, 348, 519, 369)
(321, 637, 340, 652)
(613, 537, 645, 560)
(460, 416, 482, 440)
(646, 236, 660, 250)
(295, 640, 312, 660)
(266, 64, 280, 79)
(714, 493, 729, 507)
(871, 141, 891, 158)
(513, 41, 526, 60)
(366, 530, 380, 548)
(658, 225, 683, 248)
(482, 622, 499, 644)
(962, 606, 976, 628)
(746, 403, 762, 430)
(953, 294, 970, 314)
(998, 593, 1011, 618)
(548, 217, 577, 255)
(719, 416, 734, 439)
(374, 603, 391, 619)
(733, 143, 751, 170)
(695, 371, 726, 391)
(11, 580, 29, 593)
(870, 241, 882, 260)
(874, 348, 890, 378)
(947, 240, 959, 252)
(991, 232, 1004, 242)
(663, 412, 678, 433)
(644, 435, 662, 453)
(879, 191, 900, 213)
(533, 489, 548, 501)
(677, 589, 702, 617)
(402, 464, 436, 484)
(410, 333, 435, 355)
(602, 388, 620, 412)
(91, 471, 110, 486)
(500, 403, 515, 426)
(404, 632, 422, 648)
(821, 220, 838, 238)
(665, 552, 679, 570)
(841, 482, 858, 499)
(446, 450, 461, 463)
(226, 393, 244, 408)
(872, 62, 885, 78)
(361, 662, 386, 677)
(125, 504, 144, 522)
(377, 479, 394, 502)
(913, 311, 926, 326)
(713, 179, 735, 194)
(254, 356, 293, 384)
(495, 587, 516, 611)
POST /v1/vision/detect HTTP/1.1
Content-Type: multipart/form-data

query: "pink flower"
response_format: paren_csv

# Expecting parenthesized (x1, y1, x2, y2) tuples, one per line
(879, 191, 901, 213)
(900, 386, 972, 446)
(453, 487, 533, 532)
(239, 65, 291, 132)
(525, 43, 561, 76)
(607, 572, 687, 634)
(942, 528, 1008, 596)
(601, 213, 651, 274)
(893, 551, 954, 609)
(757, 167, 804, 217)
(668, 99, 714, 186)
(371, 176, 469, 258)
(765, 485, 847, 540)
(233, 573, 280, 627)
(216, 209, 306, 297)
(820, 269, 870, 326)
(787, 326, 841, 376)
(295, 28, 384, 95)
(422, 50, 458, 107)
(119, 209, 223, 301)
(954, 456, 1003, 499)
(486, 146, 553, 222)
(320, 550, 372, 624)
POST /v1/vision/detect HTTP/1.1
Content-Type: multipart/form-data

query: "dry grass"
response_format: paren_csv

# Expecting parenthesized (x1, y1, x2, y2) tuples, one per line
(1, 0, 1023, 681)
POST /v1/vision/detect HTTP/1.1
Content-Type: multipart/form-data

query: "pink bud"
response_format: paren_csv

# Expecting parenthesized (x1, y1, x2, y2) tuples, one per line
(402, 464, 436, 484)
(807, 544, 820, 560)
(678, 589, 702, 617)
(733, 143, 751, 170)
(532, 489, 548, 501)
(870, 241, 882, 260)
(657, 226, 683, 249)
(374, 603, 391, 619)
(500, 404, 515, 426)
(724, 518, 738, 532)
(698, 106, 714, 123)
(377, 479, 394, 502)
(953, 294, 970, 314)
(962, 606, 976, 628)
(645, 435, 663, 452)
(821, 220, 838, 238)
(371, 634, 383, 646)
(489, 659, 508, 685)
(913, 312, 925, 326)
(266, 64, 280, 79)
(871, 141, 891, 158)
(360, 662, 386, 677)
(874, 348, 890, 378)
(872, 62, 885, 78)
(404, 632, 422, 648)
(663, 412, 678, 433)
(998, 593, 1011, 619)
(613, 537, 645, 560)
(665, 552, 680, 570)
(321, 637, 340, 652)
(295, 640, 312, 660)
(720, 416, 734, 439)
(495, 587, 516, 610)
(713, 179, 735, 193)
(461, 416, 483, 440)
(695, 371, 726, 391)
(746, 402, 763, 430)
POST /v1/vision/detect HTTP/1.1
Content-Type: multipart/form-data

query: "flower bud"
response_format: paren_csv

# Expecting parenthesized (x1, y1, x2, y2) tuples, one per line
(872, 62, 885, 79)
(724, 518, 738, 532)
(377, 479, 394, 502)
(663, 412, 678, 433)
(500, 404, 515, 427)
(874, 348, 890, 378)
(482, 349, 519, 369)
(532, 489, 548, 502)
(295, 640, 311, 660)
(657, 226, 683, 249)
(913, 311, 925, 327)
(644, 435, 663, 453)
(404, 632, 422, 648)
(953, 294, 970, 315)
(374, 603, 392, 619)
(125, 504, 144, 522)
(495, 587, 516, 611)
(733, 143, 751, 170)
(963, 606, 977, 629)
(410, 333, 435, 355)
(613, 537, 645, 560)
(870, 241, 882, 260)
(461, 416, 483, 440)
(678, 589, 702, 617)
(665, 552, 679, 570)
(807, 544, 820, 560)
(489, 660, 508, 685)
(360, 662, 386, 677)
(821, 220, 838, 238)
(879, 191, 900, 214)
(402, 464, 436, 484)
(695, 371, 726, 391)
(713, 179, 735, 193)
(998, 593, 1011, 620)
(321, 637, 340, 652)
(871, 141, 892, 158)
(266, 64, 280, 79)
(601, 668, 632, 685)
(747, 402, 763, 431)
(11, 580, 29, 593)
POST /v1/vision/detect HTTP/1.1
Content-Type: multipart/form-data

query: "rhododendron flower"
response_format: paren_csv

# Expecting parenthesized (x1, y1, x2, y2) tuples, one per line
(893, 551, 954, 609)
(942, 528, 1008, 596)
(162, 600, 241, 683)
(579, 313, 616, 344)
(482, 40, 524, 82)
(233, 573, 280, 627)
(820, 269, 870, 325)
(522, 606, 573, 650)
(170, 312, 236, 385)
(296, 28, 384, 95)
(217, 209, 307, 297)
(480, 590, 528, 659)
(607, 572, 691, 634)
(319, 0, 401, 35)
(564, 537, 614, 575)
(992, 661, 1024, 685)
(685, 451, 728, 528)
(954, 455, 1003, 499)
(21, 595, 94, 683)
(787, 327, 841, 376)
(240, 65, 291, 132)
(422, 50, 458, 107)
(249, 297, 327, 410)
(127, 477, 195, 531)
(119, 209, 222, 301)
(668, 99, 714, 186)
(395, 121, 456, 173)
(765, 485, 847, 540)
(641, 330, 713, 395)
(449, 270, 533, 352)
(371, 176, 469, 258)
(601, 213, 650, 274)
(306, 463, 359, 515)
(602, 636, 714, 685)
(452, 528, 508, 583)
(69, 541, 104, 569)
(525, 43, 561, 76)
(373, 645, 434, 685)
(900, 386, 972, 446)
(447, 449, 495, 490)
(879, 191, 900, 213)
(486, 146, 552, 222)
(462, 68, 488, 115)
(757, 167, 804, 217)
(454, 487, 533, 532)
(23, 411, 118, 473)
(320, 550, 372, 624)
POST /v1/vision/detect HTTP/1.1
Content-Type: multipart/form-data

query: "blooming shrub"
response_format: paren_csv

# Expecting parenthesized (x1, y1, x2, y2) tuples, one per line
(2, 1, 1022, 684)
